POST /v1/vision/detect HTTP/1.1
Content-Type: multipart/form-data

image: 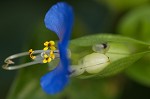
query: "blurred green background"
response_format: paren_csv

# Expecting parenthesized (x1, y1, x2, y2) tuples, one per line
(0, 0, 150, 99)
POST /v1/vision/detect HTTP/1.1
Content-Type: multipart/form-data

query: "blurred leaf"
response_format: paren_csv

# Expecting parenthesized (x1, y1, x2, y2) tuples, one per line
(117, 6, 150, 87)
(97, 0, 150, 11)
(7, 69, 122, 99)
(72, 17, 89, 38)
(118, 6, 150, 42)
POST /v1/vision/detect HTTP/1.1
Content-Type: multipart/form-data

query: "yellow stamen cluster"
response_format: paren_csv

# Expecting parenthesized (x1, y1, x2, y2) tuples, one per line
(43, 41, 56, 63)
(28, 41, 56, 63)
(28, 49, 36, 59)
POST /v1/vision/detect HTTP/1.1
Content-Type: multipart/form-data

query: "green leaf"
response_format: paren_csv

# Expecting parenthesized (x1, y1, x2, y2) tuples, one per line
(118, 6, 150, 42)
(70, 34, 150, 64)
(70, 34, 150, 78)
(70, 34, 149, 47)
(97, 0, 149, 11)
(76, 51, 150, 79)
(98, 51, 150, 77)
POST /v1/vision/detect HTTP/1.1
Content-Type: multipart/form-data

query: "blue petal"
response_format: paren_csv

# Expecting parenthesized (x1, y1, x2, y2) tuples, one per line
(58, 42, 69, 71)
(44, 2, 74, 46)
(40, 43, 69, 94)
(40, 63, 69, 94)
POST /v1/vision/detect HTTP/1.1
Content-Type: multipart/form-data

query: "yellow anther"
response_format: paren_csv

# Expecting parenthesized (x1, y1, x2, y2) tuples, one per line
(49, 41, 55, 46)
(44, 41, 49, 46)
(43, 54, 52, 63)
(43, 47, 49, 50)
(50, 50, 53, 55)
(28, 49, 36, 59)
(50, 53, 55, 59)
(30, 56, 36, 59)
(43, 41, 56, 51)
(44, 54, 48, 58)
(29, 49, 34, 53)
(50, 51, 55, 59)
(50, 46, 56, 51)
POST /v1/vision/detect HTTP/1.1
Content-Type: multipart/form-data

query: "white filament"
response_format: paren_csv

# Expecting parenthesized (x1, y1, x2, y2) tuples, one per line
(2, 50, 59, 70)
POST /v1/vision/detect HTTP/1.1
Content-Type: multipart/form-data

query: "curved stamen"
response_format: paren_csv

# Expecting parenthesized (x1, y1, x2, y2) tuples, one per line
(2, 50, 59, 70)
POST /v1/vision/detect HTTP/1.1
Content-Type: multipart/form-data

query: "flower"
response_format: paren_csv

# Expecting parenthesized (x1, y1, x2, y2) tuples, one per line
(40, 2, 74, 94)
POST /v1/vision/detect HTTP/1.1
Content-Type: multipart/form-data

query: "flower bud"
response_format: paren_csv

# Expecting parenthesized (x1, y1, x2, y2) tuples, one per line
(81, 53, 110, 74)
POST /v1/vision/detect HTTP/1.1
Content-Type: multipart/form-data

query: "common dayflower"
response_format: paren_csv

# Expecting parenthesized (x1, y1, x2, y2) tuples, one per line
(2, 2, 73, 94)
(2, 2, 112, 94)
(40, 2, 73, 94)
